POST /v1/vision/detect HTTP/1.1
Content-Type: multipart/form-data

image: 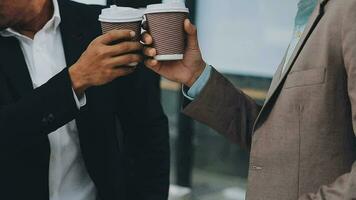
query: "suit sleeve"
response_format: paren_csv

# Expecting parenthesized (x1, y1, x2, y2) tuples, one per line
(298, 2, 356, 200)
(0, 68, 79, 152)
(116, 67, 170, 200)
(182, 68, 261, 150)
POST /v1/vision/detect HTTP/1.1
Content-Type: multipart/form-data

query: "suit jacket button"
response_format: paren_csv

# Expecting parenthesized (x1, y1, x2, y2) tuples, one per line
(41, 117, 48, 124)
(47, 114, 55, 123)
(251, 165, 263, 170)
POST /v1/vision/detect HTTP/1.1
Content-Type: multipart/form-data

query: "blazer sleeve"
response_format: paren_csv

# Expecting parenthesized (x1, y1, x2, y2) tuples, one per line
(0, 68, 79, 152)
(182, 67, 261, 150)
(298, 2, 356, 199)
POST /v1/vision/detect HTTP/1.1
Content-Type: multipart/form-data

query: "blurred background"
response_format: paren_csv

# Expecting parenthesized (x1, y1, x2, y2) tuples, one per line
(73, 0, 298, 199)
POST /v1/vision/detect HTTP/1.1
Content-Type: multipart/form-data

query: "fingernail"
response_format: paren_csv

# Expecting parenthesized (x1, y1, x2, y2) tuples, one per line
(128, 62, 138, 67)
(130, 31, 136, 37)
(150, 49, 155, 55)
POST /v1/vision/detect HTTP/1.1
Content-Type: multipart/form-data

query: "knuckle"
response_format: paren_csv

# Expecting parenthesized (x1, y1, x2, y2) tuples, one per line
(89, 41, 99, 49)
(96, 47, 107, 56)
(122, 29, 131, 35)
(119, 43, 130, 52)
(100, 60, 109, 67)
(131, 54, 142, 62)
(127, 55, 137, 62)
(107, 31, 115, 37)
(104, 68, 112, 76)
(112, 70, 120, 76)
(106, 31, 116, 40)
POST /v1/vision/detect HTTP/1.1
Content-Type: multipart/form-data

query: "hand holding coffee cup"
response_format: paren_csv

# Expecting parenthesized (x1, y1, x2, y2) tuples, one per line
(99, 6, 143, 66)
(69, 30, 143, 96)
(69, 6, 145, 96)
(143, 8, 206, 87)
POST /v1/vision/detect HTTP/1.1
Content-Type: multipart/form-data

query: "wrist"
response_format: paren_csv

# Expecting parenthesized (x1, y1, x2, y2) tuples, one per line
(69, 65, 89, 96)
(184, 60, 206, 87)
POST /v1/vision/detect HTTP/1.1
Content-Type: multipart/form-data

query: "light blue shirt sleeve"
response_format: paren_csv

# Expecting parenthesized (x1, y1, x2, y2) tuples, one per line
(182, 64, 212, 100)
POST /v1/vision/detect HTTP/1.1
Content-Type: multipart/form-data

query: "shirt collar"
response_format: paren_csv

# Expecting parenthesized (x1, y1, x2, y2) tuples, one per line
(295, 0, 318, 26)
(0, 0, 61, 39)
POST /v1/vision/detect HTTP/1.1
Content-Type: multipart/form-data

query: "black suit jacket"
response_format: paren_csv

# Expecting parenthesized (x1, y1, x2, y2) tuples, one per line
(0, 1, 170, 200)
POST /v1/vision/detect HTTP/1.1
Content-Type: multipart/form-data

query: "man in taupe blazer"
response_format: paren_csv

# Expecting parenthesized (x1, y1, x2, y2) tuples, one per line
(143, 0, 356, 199)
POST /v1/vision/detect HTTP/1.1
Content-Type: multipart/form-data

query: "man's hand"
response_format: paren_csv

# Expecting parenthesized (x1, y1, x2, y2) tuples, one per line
(69, 29, 143, 95)
(143, 19, 206, 87)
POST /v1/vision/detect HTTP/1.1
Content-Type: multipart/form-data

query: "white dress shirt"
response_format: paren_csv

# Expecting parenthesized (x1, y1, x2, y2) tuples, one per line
(0, 0, 97, 199)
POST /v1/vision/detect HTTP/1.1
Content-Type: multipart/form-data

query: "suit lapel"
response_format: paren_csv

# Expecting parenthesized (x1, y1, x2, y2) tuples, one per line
(58, 0, 86, 67)
(253, 0, 329, 131)
(264, 54, 286, 101)
(0, 36, 33, 98)
(278, 2, 324, 85)
(0, 0, 89, 99)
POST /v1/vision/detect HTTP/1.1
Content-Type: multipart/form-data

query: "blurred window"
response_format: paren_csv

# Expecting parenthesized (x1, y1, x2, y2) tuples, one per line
(196, 0, 297, 76)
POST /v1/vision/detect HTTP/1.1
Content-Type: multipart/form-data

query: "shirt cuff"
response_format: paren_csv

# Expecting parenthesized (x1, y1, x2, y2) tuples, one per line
(182, 64, 212, 100)
(71, 88, 87, 109)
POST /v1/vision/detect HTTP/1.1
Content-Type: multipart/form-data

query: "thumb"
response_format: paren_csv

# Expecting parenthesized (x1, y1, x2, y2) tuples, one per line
(184, 19, 199, 50)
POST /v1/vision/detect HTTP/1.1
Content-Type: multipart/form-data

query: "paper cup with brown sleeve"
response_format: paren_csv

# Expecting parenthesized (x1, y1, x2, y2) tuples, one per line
(99, 6, 143, 40)
(145, 2, 189, 61)
(99, 6, 143, 66)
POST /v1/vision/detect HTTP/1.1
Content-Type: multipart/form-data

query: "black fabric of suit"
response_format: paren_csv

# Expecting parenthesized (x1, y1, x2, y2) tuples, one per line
(0, 1, 170, 199)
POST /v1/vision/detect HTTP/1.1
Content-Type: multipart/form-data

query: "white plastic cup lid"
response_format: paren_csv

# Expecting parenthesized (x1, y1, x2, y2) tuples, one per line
(144, 2, 189, 14)
(99, 5, 144, 23)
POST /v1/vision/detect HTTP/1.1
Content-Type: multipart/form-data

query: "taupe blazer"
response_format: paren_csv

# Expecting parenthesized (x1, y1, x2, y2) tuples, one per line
(183, 0, 356, 199)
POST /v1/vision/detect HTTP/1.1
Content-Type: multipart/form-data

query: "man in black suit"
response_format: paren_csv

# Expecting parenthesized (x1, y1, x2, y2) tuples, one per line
(0, 0, 169, 199)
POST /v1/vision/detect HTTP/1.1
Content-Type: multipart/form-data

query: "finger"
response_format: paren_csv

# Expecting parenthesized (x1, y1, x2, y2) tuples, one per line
(107, 54, 143, 67)
(107, 41, 143, 56)
(142, 32, 153, 45)
(99, 29, 136, 45)
(144, 58, 162, 73)
(111, 67, 136, 78)
(184, 19, 199, 50)
(143, 47, 157, 57)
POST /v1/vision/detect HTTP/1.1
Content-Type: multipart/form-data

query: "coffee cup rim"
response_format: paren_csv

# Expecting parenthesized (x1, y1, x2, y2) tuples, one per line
(99, 5, 144, 23)
(144, 3, 189, 14)
(98, 17, 143, 23)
